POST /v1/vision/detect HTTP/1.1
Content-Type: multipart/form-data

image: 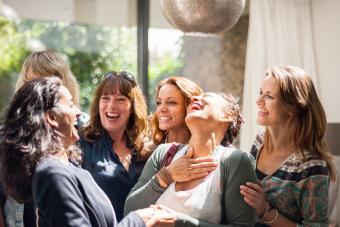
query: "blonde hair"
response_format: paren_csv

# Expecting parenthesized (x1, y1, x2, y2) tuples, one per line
(81, 72, 149, 160)
(151, 76, 203, 145)
(264, 65, 336, 180)
(16, 51, 80, 106)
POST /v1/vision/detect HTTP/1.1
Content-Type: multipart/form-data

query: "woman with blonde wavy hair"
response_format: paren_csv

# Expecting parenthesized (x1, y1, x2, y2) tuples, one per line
(240, 65, 336, 226)
(16, 50, 80, 106)
(79, 71, 149, 221)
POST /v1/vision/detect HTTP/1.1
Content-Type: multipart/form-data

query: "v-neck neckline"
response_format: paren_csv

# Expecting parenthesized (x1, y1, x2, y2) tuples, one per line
(255, 144, 295, 181)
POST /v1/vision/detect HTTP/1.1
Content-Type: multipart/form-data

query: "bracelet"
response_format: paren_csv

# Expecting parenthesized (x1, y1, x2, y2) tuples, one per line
(259, 202, 270, 219)
(157, 167, 173, 186)
(263, 208, 279, 225)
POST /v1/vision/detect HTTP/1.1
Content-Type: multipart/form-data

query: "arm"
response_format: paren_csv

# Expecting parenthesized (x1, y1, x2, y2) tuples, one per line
(124, 144, 218, 215)
(124, 144, 171, 215)
(298, 175, 329, 227)
(175, 150, 257, 227)
(33, 171, 92, 227)
(118, 212, 146, 227)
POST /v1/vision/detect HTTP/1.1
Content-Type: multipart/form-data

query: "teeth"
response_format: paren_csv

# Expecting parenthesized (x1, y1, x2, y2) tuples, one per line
(159, 117, 171, 122)
(107, 112, 119, 117)
(106, 112, 119, 120)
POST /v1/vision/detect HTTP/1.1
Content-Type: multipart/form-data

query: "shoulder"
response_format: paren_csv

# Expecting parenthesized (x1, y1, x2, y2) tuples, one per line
(250, 131, 264, 159)
(152, 143, 177, 158)
(220, 147, 253, 171)
(34, 158, 76, 184)
(280, 151, 329, 182)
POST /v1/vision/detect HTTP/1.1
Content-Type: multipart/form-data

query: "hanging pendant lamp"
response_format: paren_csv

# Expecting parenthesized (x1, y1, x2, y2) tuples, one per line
(161, 0, 246, 35)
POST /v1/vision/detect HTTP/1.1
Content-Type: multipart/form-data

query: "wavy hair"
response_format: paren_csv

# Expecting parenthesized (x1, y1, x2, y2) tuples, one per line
(0, 77, 71, 202)
(151, 76, 203, 146)
(81, 72, 149, 159)
(264, 65, 336, 180)
(16, 50, 80, 107)
(220, 93, 244, 146)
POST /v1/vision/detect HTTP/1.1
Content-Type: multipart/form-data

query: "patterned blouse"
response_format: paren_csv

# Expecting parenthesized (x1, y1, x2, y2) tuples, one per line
(250, 133, 330, 227)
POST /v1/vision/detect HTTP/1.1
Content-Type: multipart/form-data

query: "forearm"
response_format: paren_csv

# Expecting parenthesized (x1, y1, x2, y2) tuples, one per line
(118, 212, 146, 227)
(261, 208, 296, 227)
(124, 175, 166, 215)
(176, 212, 251, 227)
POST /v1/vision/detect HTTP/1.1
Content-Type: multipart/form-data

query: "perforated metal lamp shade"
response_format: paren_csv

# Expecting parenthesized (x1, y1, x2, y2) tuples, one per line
(161, 0, 246, 34)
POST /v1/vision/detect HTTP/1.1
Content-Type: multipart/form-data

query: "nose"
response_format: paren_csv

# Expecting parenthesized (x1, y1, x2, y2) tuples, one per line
(256, 94, 264, 106)
(156, 101, 167, 113)
(191, 95, 200, 103)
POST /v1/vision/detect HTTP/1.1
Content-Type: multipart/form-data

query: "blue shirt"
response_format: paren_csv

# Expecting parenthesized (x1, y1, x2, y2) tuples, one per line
(79, 134, 146, 221)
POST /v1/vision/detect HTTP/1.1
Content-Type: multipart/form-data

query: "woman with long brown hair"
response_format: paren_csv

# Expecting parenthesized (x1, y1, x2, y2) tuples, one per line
(79, 71, 149, 221)
(240, 65, 336, 226)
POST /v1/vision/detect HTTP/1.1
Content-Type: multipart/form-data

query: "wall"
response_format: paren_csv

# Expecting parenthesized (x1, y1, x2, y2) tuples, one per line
(312, 0, 340, 123)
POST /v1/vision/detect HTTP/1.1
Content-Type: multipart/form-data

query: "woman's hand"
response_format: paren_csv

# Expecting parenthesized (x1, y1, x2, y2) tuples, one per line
(135, 205, 176, 227)
(240, 180, 267, 216)
(166, 146, 218, 182)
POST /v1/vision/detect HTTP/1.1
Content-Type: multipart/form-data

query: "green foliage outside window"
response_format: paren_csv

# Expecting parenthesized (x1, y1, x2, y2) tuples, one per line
(0, 17, 183, 118)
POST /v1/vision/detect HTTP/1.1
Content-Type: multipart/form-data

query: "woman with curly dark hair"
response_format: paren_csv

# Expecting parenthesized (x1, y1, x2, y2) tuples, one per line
(125, 92, 257, 226)
(79, 71, 150, 221)
(0, 77, 176, 227)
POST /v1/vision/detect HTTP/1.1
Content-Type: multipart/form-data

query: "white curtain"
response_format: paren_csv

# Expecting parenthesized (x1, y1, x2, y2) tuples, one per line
(240, 0, 318, 152)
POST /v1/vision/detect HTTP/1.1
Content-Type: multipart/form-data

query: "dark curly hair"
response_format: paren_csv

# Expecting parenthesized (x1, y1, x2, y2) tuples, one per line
(220, 93, 244, 146)
(0, 77, 74, 202)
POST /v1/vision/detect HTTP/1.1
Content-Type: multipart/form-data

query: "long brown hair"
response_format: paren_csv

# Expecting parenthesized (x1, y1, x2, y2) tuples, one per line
(150, 76, 203, 145)
(16, 50, 80, 107)
(264, 65, 336, 180)
(81, 72, 149, 159)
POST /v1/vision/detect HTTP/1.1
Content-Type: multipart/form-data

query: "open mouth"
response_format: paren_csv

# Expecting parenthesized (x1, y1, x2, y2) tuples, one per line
(188, 102, 203, 112)
(106, 112, 119, 120)
(158, 116, 171, 123)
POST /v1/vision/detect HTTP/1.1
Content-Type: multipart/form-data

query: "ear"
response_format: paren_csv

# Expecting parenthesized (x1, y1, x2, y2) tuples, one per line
(221, 111, 233, 124)
(45, 110, 59, 128)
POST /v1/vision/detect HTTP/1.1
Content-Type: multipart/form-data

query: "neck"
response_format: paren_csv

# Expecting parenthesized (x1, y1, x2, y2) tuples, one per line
(51, 151, 69, 165)
(267, 124, 295, 154)
(167, 127, 190, 144)
(188, 128, 223, 158)
(108, 130, 126, 148)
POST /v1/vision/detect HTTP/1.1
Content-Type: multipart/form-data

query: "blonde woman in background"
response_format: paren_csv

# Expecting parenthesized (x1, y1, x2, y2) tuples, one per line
(16, 50, 80, 106)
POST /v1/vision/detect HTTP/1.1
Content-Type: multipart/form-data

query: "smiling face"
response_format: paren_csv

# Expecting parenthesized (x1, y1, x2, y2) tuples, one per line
(99, 88, 132, 135)
(53, 86, 81, 147)
(256, 75, 291, 127)
(156, 84, 187, 132)
(186, 92, 227, 126)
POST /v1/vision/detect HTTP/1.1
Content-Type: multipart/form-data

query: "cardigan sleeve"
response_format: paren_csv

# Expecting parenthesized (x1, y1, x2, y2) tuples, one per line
(124, 144, 172, 215)
(175, 150, 257, 227)
(298, 173, 330, 226)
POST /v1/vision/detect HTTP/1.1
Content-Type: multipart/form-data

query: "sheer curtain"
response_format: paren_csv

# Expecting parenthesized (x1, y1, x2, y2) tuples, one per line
(240, 0, 318, 152)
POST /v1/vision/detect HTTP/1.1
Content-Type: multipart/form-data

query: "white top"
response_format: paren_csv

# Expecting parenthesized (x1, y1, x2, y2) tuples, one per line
(156, 145, 231, 224)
